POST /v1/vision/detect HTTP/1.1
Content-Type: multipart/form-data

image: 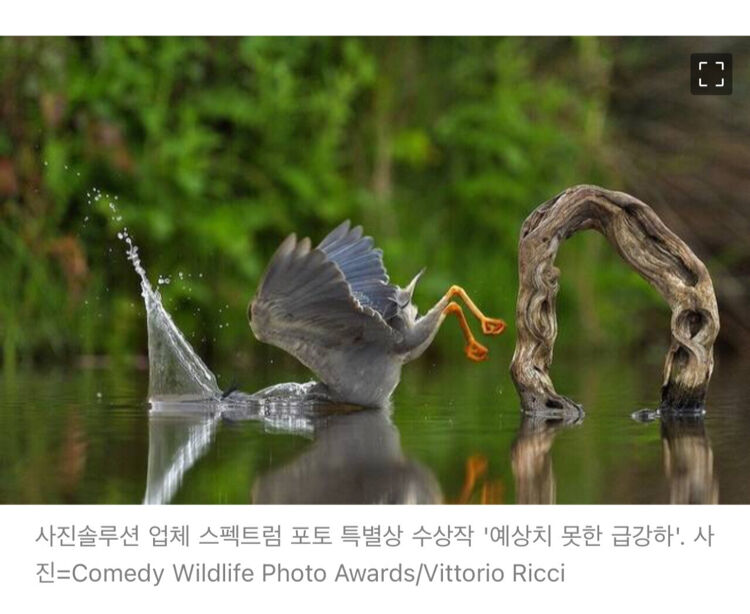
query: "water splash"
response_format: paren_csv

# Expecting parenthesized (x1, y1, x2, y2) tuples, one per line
(114, 205, 338, 503)
(117, 214, 333, 410)
(123, 229, 220, 402)
(143, 409, 219, 505)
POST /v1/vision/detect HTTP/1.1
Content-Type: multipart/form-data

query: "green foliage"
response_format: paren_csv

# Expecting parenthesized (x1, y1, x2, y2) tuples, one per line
(0, 37, 665, 367)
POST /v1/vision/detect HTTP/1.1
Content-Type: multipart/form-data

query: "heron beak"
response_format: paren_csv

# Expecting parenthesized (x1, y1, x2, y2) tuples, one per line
(404, 267, 426, 300)
(397, 267, 427, 308)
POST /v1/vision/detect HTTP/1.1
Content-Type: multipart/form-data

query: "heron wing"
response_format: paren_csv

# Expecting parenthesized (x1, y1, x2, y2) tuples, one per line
(250, 233, 401, 357)
(316, 221, 398, 318)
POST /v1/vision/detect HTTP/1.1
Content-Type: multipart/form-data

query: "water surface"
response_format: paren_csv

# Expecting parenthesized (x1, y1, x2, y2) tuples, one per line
(2, 349, 748, 504)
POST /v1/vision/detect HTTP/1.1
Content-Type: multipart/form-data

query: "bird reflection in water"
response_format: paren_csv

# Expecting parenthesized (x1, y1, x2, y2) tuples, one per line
(660, 414, 718, 504)
(143, 383, 441, 504)
(454, 454, 504, 504)
(247, 405, 441, 504)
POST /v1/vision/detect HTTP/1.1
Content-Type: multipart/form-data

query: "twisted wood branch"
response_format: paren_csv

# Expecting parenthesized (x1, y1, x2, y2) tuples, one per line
(510, 185, 719, 414)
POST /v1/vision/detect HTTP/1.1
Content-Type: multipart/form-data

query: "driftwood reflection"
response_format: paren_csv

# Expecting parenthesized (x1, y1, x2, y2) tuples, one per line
(143, 385, 440, 504)
(510, 412, 581, 504)
(511, 410, 719, 504)
(661, 415, 718, 504)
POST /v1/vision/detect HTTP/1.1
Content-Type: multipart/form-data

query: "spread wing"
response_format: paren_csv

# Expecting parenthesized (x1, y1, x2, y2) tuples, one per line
(250, 233, 401, 359)
(317, 221, 398, 319)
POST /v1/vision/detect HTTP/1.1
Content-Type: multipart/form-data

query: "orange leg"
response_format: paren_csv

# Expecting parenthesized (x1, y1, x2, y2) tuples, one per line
(457, 454, 488, 504)
(446, 285, 506, 335)
(443, 302, 488, 362)
(480, 480, 505, 504)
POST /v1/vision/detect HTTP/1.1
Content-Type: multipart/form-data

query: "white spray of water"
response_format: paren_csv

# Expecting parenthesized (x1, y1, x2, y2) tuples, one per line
(120, 225, 220, 402)
(91, 189, 331, 504)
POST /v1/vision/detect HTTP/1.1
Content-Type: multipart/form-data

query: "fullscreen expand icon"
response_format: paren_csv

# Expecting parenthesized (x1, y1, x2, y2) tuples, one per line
(691, 53, 733, 95)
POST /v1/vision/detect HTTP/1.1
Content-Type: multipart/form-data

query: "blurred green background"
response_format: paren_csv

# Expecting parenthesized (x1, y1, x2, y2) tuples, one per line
(1, 37, 749, 371)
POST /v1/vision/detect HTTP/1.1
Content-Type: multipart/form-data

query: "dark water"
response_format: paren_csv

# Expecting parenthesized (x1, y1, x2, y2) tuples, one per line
(2, 348, 749, 504)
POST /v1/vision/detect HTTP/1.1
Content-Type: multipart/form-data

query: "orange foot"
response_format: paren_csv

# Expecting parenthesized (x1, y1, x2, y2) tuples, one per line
(466, 454, 488, 481)
(481, 317, 506, 336)
(480, 480, 505, 504)
(465, 339, 489, 362)
(456, 454, 489, 504)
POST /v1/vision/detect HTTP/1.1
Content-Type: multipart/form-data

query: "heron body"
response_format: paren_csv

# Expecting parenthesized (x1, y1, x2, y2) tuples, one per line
(249, 221, 505, 407)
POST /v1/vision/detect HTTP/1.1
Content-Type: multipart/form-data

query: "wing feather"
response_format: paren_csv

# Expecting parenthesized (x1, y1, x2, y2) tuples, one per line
(316, 221, 398, 317)
(250, 233, 401, 361)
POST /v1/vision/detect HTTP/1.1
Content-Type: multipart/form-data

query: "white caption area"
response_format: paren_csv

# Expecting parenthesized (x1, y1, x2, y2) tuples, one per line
(1, 505, 743, 613)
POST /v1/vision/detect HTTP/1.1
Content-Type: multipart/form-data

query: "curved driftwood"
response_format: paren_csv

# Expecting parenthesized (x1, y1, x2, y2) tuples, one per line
(510, 185, 719, 414)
